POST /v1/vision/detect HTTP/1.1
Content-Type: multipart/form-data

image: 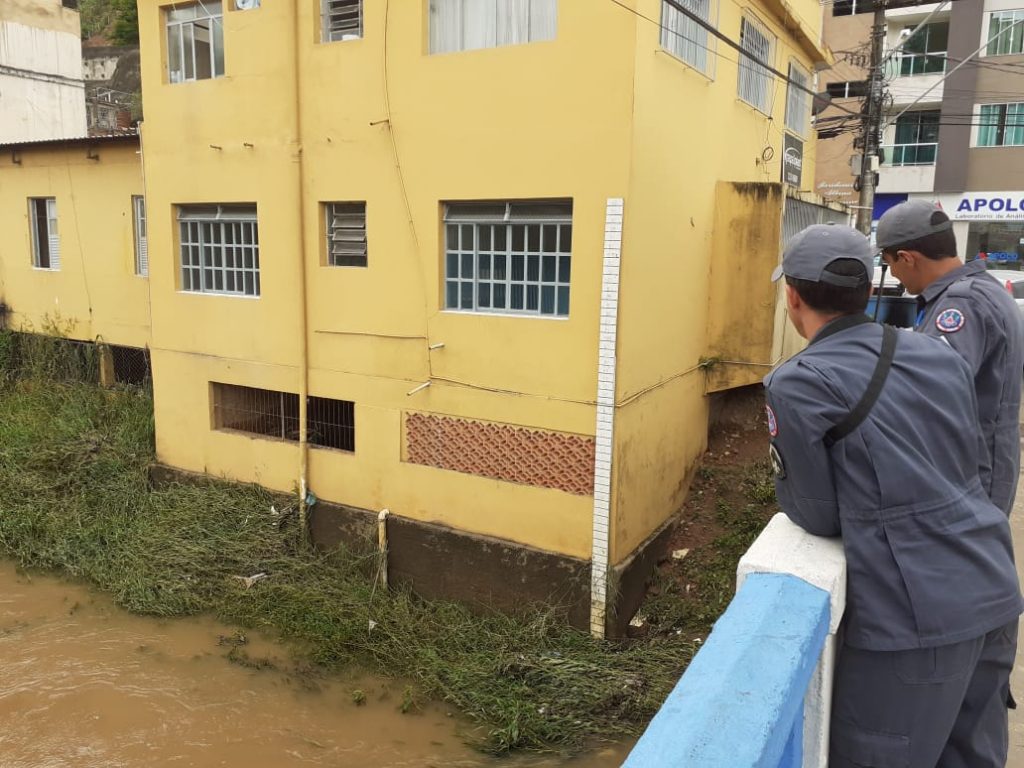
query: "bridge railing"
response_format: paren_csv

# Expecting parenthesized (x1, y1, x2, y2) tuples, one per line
(623, 514, 847, 768)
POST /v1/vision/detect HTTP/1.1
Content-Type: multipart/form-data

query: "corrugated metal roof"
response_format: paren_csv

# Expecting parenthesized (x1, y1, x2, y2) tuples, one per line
(0, 131, 139, 151)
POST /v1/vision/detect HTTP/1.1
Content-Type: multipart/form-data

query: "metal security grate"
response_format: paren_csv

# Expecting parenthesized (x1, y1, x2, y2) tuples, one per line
(178, 205, 260, 296)
(211, 383, 354, 451)
(322, 0, 362, 41)
(326, 202, 367, 267)
(308, 396, 355, 451)
(738, 16, 774, 114)
(110, 345, 150, 386)
(782, 197, 849, 249)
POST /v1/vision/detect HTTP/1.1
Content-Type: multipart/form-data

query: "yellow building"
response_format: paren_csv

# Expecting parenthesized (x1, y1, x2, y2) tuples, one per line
(0, 135, 149, 355)
(1, 0, 843, 636)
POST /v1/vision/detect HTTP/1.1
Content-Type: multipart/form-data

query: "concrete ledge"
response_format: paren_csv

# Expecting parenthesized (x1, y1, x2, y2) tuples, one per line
(623, 573, 830, 767)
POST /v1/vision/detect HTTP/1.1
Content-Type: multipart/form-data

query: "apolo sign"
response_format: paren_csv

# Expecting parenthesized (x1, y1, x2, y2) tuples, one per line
(933, 192, 1024, 221)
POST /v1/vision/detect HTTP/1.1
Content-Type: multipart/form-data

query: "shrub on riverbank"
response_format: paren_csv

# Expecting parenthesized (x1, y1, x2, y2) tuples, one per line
(0, 332, 709, 755)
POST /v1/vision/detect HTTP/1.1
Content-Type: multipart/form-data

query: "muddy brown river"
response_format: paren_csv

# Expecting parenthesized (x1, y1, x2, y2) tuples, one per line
(0, 562, 630, 767)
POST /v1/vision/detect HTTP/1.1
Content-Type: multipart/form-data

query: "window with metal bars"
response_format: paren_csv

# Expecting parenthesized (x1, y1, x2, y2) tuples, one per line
(166, 2, 224, 83)
(211, 383, 355, 451)
(29, 198, 60, 270)
(660, 0, 714, 76)
(178, 204, 260, 296)
(133, 196, 148, 276)
(444, 200, 572, 317)
(784, 61, 810, 136)
(737, 16, 774, 114)
(978, 103, 1024, 147)
(325, 202, 367, 267)
(322, 0, 362, 42)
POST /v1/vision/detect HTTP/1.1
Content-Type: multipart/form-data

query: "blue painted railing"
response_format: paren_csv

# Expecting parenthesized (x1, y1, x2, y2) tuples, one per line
(623, 565, 834, 766)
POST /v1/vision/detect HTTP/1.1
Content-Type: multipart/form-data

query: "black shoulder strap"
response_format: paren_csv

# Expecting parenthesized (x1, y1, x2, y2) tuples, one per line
(824, 325, 898, 448)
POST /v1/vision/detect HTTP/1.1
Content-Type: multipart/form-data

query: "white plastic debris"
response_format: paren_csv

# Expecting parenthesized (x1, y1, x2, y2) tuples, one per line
(368, 619, 378, 632)
(671, 548, 690, 561)
(232, 573, 268, 590)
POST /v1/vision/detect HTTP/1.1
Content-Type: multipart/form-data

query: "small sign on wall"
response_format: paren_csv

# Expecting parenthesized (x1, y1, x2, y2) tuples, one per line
(783, 134, 803, 187)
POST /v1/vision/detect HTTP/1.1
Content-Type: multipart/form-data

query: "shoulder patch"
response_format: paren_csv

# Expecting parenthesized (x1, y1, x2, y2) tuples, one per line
(936, 307, 965, 334)
(765, 405, 778, 437)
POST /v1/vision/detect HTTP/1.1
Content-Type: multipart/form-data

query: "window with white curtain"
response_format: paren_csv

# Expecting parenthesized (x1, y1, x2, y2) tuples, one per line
(784, 61, 810, 135)
(737, 15, 775, 114)
(987, 10, 1024, 56)
(133, 196, 148, 277)
(29, 198, 60, 271)
(429, 0, 557, 55)
(660, 0, 714, 76)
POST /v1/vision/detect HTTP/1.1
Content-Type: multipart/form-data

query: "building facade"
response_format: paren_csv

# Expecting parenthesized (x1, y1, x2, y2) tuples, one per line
(1, 0, 836, 635)
(818, 0, 1024, 259)
(0, 0, 87, 143)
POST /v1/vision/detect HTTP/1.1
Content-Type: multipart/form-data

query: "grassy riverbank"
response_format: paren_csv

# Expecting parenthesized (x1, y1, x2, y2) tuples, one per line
(0, 333, 774, 755)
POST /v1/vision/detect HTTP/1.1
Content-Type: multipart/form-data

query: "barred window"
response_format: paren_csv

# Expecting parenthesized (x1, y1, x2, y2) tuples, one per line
(738, 16, 775, 114)
(211, 383, 355, 451)
(444, 200, 572, 317)
(178, 205, 260, 297)
(785, 61, 810, 136)
(660, 0, 714, 76)
(322, 0, 362, 42)
(325, 202, 367, 267)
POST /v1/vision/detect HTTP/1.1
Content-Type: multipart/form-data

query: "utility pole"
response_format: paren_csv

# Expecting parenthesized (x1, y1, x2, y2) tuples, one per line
(855, 1, 888, 234)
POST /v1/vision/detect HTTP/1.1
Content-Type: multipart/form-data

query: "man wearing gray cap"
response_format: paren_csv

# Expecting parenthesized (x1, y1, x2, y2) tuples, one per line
(764, 223, 1021, 767)
(877, 199, 1023, 516)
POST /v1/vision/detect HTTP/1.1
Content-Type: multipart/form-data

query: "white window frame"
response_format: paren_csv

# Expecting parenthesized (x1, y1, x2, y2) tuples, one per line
(737, 15, 776, 115)
(166, 2, 224, 84)
(784, 60, 810, 136)
(660, 0, 716, 78)
(133, 196, 148, 277)
(985, 10, 1024, 57)
(177, 204, 260, 297)
(443, 200, 572, 318)
(29, 197, 60, 271)
(324, 202, 367, 267)
(428, 0, 558, 55)
(321, 0, 363, 43)
(976, 102, 1024, 147)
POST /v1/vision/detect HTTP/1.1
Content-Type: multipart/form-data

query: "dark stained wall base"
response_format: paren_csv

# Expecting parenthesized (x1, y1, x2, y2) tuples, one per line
(148, 463, 678, 637)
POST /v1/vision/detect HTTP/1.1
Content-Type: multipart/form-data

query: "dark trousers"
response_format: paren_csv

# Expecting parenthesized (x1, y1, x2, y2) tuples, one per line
(829, 620, 1018, 768)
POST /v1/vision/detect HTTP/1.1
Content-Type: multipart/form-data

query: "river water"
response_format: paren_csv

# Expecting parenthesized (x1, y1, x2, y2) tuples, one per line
(0, 562, 630, 767)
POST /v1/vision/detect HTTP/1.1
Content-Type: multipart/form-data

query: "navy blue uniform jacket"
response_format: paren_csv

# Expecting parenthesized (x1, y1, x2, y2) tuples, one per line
(764, 316, 1022, 652)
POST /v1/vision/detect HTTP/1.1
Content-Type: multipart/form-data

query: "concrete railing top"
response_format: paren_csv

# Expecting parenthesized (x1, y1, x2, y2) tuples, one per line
(624, 513, 848, 768)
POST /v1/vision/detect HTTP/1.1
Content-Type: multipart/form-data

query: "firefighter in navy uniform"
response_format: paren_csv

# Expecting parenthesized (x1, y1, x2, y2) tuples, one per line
(877, 199, 1024, 516)
(764, 223, 1022, 768)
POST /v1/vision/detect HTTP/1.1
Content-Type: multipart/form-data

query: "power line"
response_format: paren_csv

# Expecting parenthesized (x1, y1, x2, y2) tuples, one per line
(606, 0, 864, 118)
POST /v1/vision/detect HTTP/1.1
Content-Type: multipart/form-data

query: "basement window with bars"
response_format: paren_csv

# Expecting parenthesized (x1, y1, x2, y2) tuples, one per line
(166, 2, 224, 83)
(29, 198, 60, 270)
(444, 200, 572, 317)
(737, 16, 775, 114)
(211, 383, 355, 451)
(978, 103, 1024, 147)
(428, 0, 557, 54)
(178, 204, 260, 296)
(322, 0, 362, 42)
(325, 202, 367, 267)
(133, 195, 148, 276)
(660, 0, 715, 76)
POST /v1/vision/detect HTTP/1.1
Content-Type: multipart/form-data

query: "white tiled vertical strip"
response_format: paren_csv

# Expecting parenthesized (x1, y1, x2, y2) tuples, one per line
(590, 198, 624, 639)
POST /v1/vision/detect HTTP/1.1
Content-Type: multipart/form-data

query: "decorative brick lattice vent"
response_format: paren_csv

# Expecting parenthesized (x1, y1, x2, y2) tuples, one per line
(404, 413, 595, 495)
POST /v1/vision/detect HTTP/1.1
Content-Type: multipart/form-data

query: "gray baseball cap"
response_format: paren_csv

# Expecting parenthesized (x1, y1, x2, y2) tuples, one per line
(771, 223, 873, 287)
(876, 199, 952, 250)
